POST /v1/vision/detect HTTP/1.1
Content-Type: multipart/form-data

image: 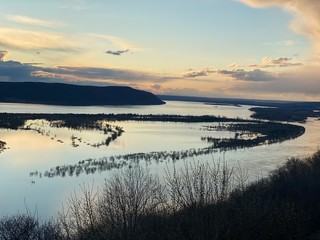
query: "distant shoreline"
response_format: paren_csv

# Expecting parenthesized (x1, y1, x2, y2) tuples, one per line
(204, 102, 241, 107)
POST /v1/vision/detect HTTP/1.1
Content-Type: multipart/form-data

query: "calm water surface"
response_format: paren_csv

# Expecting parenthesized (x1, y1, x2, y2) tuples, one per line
(0, 101, 319, 218)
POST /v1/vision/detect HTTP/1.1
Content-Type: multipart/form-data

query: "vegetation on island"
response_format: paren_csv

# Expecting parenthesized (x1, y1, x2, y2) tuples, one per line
(250, 107, 320, 122)
(0, 113, 304, 175)
(3, 150, 320, 239)
(30, 122, 305, 178)
(201, 122, 305, 150)
(159, 94, 320, 122)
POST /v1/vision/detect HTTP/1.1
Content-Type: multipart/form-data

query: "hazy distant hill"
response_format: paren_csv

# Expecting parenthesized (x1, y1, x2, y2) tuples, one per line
(0, 82, 165, 106)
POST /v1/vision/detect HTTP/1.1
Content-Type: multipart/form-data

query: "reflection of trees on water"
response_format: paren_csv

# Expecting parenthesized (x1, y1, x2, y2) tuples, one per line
(0, 113, 305, 177)
(30, 147, 220, 178)
(30, 121, 305, 178)
(0, 140, 6, 153)
(0, 113, 250, 130)
(0, 113, 241, 153)
(23, 119, 124, 149)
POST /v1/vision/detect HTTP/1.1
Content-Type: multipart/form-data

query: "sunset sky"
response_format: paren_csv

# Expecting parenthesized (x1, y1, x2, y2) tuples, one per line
(0, 0, 319, 101)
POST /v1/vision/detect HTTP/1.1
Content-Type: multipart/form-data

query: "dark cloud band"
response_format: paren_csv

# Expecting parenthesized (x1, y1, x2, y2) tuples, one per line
(106, 49, 130, 56)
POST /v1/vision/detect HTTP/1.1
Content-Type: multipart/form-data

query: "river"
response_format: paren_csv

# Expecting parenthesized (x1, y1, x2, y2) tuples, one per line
(0, 101, 319, 219)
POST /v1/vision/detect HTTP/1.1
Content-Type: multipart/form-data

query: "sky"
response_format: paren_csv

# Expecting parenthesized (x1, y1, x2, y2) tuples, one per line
(0, 0, 319, 101)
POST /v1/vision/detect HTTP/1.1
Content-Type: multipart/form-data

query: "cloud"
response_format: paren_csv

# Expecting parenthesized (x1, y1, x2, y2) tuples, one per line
(0, 57, 172, 86)
(106, 49, 130, 56)
(183, 66, 276, 82)
(217, 69, 276, 81)
(239, 0, 320, 53)
(5, 15, 65, 28)
(237, 1, 320, 99)
(181, 64, 279, 83)
(231, 67, 320, 100)
(86, 33, 140, 51)
(0, 57, 319, 100)
(249, 57, 303, 68)
(0, 60, 38, 82)
(263, 57, 290, 65)
(162, 87, 215, 97)
(45, 66, 163, 82)
(263, 40, 298, 46)
(183, 67, 215, 78)
(159, 86, 232, 99)
(0, 51, 9, 61)
(228, 63, 240, 68)
(0, 28, 76, 51)
(151, 84, 162, 90)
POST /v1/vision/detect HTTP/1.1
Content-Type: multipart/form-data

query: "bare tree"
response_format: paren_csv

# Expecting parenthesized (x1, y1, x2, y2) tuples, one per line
(233, 161, 249, 192)
(165, 160, 234, 210)
(0, 214, 63, 240)
(58, 183, 100, 240)
(0, 214, 37, 240)
(99, 165, 166, 240)
(58, 166, 166, 240)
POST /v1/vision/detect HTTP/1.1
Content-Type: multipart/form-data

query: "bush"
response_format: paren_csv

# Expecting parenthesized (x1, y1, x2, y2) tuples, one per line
(0, 213, 62, 240)
(4, 151, 320, 239)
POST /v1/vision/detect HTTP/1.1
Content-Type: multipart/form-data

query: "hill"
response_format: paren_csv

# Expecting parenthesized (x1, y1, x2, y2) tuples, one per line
(0, 82, 165, 106)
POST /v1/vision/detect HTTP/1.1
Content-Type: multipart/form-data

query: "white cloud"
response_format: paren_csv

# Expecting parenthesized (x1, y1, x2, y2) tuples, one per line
(228, 63, 240, 68)
(237, 0, 320, 100)
(263, 40, 298, 46)
(232, 67, 320, 100)
(217, 69, 276, 81)
(6, 15, 65, 28)
(239, 0, 320, 53)
(0, 28, 76, 51)
(183, 66, 277, 82)
(86, 33, 141, 51)
(258, 57, 303, 67)
(183, 67, 215, 78)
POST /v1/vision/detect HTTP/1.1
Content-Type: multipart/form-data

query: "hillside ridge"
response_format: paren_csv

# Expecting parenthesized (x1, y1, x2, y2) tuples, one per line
(0, 82, 165, 106)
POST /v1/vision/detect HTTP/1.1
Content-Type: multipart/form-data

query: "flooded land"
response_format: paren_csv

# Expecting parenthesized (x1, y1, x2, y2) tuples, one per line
(0, 101, 319, 218)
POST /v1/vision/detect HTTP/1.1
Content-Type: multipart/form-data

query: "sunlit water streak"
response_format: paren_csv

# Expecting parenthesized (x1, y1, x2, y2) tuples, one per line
(0, 101, 319, 219)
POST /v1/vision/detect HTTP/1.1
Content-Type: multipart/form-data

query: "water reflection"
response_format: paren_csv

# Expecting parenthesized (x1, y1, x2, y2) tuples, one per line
(0, 101, 319, 219)
(28, 121, 304, 179)
(0, 140, 6, 153)
(0, 101, 253, 118)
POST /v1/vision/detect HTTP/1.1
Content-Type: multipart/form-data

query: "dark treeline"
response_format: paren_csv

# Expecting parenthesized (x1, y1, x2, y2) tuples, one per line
(250, 107, 320, 122)
(30, 122, 305, 178)
(0, 112, 252, 154)
(0, 113, 254, 131)
(0, 112, 253, 154)
(202, 122, 305, 150)
(4, 151, 320, 239)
